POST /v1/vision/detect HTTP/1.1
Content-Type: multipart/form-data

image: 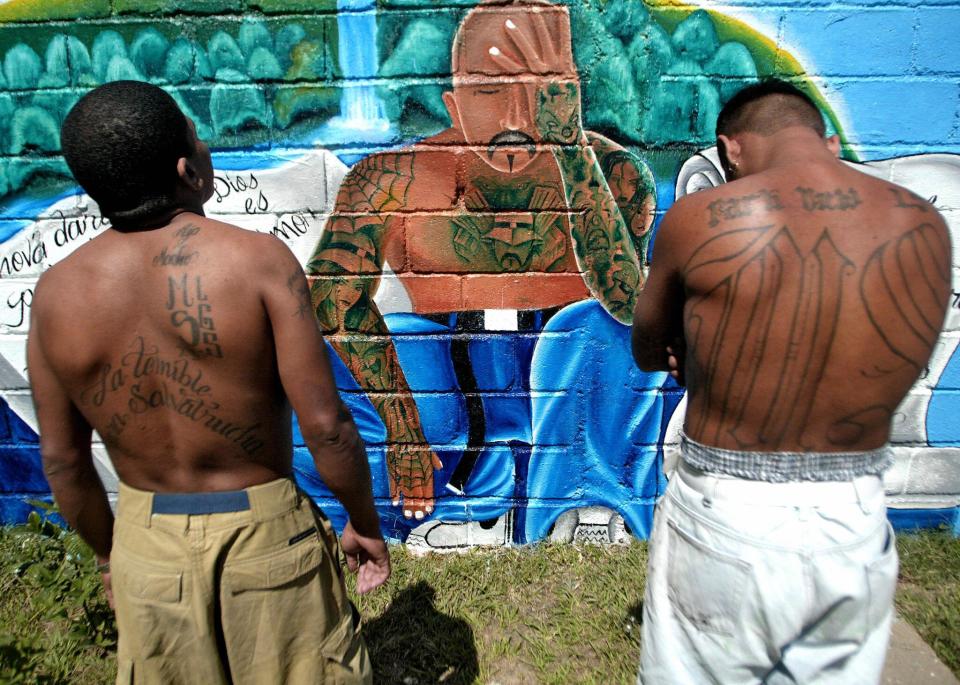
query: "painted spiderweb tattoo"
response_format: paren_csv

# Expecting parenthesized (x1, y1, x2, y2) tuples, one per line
(336, 153, 413, 213)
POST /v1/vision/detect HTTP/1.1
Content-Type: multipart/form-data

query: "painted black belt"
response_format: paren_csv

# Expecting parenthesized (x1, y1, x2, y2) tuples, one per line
(151, 490, 251, 514)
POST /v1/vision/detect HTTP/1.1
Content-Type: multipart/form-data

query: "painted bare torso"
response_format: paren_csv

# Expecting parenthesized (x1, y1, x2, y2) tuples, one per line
(307, 123, 654, 512)
(385, 137, 589, 312)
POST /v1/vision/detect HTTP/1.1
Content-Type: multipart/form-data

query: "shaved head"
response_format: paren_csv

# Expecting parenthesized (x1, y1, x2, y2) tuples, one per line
(716, 79, 826, 138)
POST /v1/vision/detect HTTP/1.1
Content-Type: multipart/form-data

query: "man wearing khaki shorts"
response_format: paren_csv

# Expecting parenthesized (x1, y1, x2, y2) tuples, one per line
(27, 80, 389, 683)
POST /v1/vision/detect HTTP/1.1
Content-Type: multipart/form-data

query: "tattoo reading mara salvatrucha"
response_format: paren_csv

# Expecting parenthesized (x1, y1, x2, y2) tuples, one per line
(707, 189, 784, 227)
(794, 186, 862, 212)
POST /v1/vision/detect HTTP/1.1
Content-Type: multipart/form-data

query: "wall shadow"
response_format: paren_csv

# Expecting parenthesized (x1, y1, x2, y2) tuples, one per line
(364, 581, 479, 685)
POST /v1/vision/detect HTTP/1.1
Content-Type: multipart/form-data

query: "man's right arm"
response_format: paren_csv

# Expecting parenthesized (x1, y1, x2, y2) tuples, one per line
(306, 154, 441, 520)
(260, 238, 389, 593)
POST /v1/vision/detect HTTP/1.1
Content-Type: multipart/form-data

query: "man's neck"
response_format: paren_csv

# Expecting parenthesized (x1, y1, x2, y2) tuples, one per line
(109, 205, 205, 233)
(758, 129, 839, 174)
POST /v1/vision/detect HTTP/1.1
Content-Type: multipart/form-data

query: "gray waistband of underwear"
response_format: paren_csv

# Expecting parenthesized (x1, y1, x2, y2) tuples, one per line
(679, 432, 894, 482)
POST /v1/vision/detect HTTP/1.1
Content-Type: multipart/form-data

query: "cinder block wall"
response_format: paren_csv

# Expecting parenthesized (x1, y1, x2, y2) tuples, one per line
(0, 0, 957, 545)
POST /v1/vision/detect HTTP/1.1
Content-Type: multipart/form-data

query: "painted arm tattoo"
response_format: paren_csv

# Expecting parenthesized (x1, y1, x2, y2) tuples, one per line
(537, 82, 642, 324)
(306, 154, 436, 496)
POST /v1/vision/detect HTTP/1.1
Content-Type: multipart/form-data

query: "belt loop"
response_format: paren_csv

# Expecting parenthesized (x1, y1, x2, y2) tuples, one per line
(248, 485, 263, 523)
(143, 491, 154, 528)
(853, 477, 871, 515)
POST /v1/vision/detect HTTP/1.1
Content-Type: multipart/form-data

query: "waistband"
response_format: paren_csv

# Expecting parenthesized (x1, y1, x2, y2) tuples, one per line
(675, 458, 885, 508)
(117, 478, 302, 528)
(680, 432, 893, 483)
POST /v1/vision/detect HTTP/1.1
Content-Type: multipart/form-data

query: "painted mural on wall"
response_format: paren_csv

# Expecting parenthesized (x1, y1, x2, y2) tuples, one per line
(0, 0, 958, 544)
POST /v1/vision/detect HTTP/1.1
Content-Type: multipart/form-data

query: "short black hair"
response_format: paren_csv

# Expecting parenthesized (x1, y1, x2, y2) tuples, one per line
(716, 79, 826, 138)
(61, 81, 194, 227)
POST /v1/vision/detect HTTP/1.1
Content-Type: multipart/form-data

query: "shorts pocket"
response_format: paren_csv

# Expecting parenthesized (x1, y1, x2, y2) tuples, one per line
(866, 521, 898, 628)
(322, 605, 371, 685)
(112, 558, 188, 660)
(124, 570, 182, 603)
(666, 518, 752, 637)
(227, 541, 323, 594)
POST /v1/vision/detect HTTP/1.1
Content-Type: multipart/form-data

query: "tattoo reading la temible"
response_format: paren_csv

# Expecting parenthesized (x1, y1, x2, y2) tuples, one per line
(81, 336, 264, 455)
(684, 196, 947, 449)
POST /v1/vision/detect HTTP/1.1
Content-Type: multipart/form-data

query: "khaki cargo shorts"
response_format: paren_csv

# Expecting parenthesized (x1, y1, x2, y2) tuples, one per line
(111, 478, 372, 684)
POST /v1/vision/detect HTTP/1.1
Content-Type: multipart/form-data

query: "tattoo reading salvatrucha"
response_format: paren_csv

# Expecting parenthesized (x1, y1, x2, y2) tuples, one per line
(707, 190, 783, 227)
(153, 224, 200, 267)
(167, 274, 223, 358)
(889, 187, 932, 212)
(795, 186, 862, 212)
(81, 336, 264, 455)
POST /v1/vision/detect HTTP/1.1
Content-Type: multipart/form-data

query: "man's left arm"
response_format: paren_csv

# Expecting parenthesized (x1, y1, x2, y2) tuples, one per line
(632, 208, 686, 373)
(27, 294, 113, 568)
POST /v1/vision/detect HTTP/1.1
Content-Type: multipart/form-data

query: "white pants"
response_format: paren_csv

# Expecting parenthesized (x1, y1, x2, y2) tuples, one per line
(639, 460, 898, 684)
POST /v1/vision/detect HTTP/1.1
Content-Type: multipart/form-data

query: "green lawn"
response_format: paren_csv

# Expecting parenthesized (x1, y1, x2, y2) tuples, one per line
(1, 514, 957, 684)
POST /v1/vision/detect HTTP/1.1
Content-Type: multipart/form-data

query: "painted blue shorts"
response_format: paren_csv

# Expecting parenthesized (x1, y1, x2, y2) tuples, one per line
(294, 299, 678, 541)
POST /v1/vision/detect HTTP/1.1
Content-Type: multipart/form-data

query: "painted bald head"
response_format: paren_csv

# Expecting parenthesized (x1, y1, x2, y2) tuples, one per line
(444, 0, 578, 174)
(451, 0, 575, 79)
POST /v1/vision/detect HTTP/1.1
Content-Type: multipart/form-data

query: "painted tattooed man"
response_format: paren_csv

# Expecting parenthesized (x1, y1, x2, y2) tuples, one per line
(633, 80, 950, 683)
(308, 0, 662, 536)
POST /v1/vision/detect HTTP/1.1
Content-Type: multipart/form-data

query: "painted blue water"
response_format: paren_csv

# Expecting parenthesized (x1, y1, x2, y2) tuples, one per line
(324, 0, 392, 135)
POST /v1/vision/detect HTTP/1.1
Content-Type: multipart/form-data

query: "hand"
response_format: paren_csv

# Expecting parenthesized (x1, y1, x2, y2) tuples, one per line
(97, 555, 114, 609)
(386, 443, 443, 520)
(340, 521, 391, 594)
(666, 345, 685, 386)
(485, 11, 584, 145)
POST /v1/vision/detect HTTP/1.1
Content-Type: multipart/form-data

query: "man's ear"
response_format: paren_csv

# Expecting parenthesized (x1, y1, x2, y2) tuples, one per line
(443, 91, 461, 132)
(826, 134, 841, 158)
(716, 134, 740, 180)
(177, 157, 204, 192)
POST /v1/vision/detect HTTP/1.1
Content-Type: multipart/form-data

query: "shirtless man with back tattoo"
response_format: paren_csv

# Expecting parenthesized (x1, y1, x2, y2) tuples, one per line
(632, 79, 951, 684)
(28, 81, 385, 684)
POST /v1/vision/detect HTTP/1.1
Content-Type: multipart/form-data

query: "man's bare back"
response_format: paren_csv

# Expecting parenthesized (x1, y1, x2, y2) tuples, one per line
(665, 161, 949, 451)
(682, 164, 950, 451)
(29, 82, 388, 610)
(30, 213, 309, 492)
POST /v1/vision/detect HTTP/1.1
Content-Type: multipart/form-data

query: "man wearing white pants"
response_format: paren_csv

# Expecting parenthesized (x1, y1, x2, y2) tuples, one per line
(632, 79, 950, 683)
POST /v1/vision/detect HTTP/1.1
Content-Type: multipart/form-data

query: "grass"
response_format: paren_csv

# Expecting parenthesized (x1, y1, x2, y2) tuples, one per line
(0, 517, 957, 684)
(894, 528, 960, 676)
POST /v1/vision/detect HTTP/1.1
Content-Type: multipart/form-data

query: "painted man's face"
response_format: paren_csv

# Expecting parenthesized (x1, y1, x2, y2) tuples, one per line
(453, 81, 540, 174)
(445, 3, 577, 175)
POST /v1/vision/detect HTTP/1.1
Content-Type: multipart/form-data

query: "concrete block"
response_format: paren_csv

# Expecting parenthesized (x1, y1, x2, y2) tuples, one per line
(902, 446, 960, 495)
(114, 0, 242, 14)
(830, 79, 959, 147)
(0, 0, 109, 21)
(915, 8, 960, 75)
(779, 9, 915, 77)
